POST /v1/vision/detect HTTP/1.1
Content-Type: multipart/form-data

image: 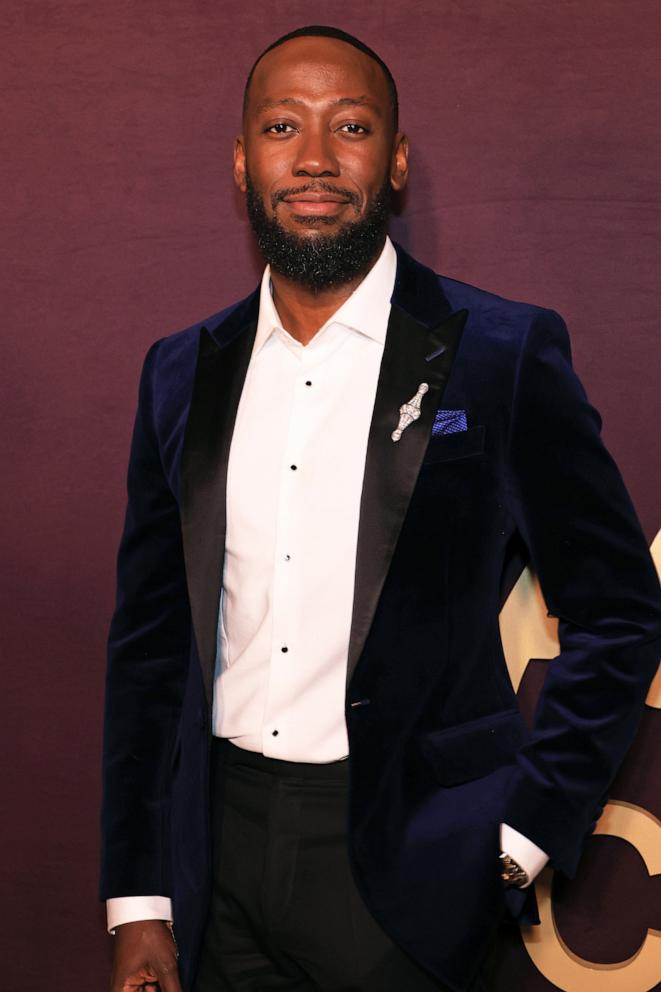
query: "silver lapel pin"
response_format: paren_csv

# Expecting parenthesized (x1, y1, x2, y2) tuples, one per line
(391, 382, 429, 442)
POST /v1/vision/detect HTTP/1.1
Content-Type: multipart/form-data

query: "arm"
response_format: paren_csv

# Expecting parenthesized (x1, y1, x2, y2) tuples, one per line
(502, 310, 661, 877)
(101, 340, 192, 985)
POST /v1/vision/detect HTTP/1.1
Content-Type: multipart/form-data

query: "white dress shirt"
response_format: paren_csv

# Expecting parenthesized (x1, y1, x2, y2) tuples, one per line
(213, 235, 396, 760)
(107, 237, 546, 931)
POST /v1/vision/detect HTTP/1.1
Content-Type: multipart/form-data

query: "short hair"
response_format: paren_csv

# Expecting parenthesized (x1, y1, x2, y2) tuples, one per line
(243, 25, 399, 131)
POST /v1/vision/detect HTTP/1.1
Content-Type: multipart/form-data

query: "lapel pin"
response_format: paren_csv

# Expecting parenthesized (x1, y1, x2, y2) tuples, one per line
(391, 382, 429, 442)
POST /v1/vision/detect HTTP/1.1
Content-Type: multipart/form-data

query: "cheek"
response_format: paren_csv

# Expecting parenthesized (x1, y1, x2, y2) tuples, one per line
(341, 146, 391, 189)
(252, 153, 298, 194)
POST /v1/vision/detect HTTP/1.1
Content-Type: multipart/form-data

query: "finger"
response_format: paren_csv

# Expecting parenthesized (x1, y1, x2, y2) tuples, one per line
(115, 967, 159, 991)
(134, 949, 180, 992)
(155, 958, 183, 992)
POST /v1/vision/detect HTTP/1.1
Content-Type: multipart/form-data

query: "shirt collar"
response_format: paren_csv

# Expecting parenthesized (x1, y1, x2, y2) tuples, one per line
(253, 236, 397, 355)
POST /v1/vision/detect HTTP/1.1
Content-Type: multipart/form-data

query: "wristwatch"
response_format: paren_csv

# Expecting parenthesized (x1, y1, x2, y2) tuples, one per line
(499, 851, 529, 887)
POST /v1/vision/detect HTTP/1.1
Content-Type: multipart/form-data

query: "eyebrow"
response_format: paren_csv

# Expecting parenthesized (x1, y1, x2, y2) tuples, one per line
(254, 95, 382, 115)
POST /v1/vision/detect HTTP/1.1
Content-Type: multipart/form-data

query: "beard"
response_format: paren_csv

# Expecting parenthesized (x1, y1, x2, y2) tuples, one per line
(245, 171, 392, 292)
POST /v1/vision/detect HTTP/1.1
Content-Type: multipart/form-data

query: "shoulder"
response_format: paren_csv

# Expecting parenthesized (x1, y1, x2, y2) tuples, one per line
(422, 269, 574, 412)
(150, 297, 249, 364)
(140, 291, 258, 388)
(434, 273, 572, 378)
(438, 273, 561, 337)
(393, 243, 565, 349)
(130, 294, 256, 442)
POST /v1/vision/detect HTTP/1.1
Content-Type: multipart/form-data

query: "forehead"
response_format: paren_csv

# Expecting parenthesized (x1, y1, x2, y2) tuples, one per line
(246, 36, 390, 115)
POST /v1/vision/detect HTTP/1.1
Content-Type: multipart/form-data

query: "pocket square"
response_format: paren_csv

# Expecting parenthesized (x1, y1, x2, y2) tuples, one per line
(431, 409, 468, 437)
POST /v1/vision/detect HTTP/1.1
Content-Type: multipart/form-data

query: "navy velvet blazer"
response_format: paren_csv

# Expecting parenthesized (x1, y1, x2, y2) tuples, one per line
(101, 244, 661, 991)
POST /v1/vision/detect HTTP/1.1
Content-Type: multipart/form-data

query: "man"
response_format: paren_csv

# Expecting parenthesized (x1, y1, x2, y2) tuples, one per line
(101, 24, 661, 992)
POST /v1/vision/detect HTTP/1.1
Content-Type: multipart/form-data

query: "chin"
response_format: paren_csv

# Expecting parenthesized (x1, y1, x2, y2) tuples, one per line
(291, 216, 342, 229)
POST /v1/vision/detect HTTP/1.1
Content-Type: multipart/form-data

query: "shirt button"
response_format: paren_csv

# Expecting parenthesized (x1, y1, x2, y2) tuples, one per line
(284, 554, 291, 561)
(281, 646, 288, 653)
(290, 464, 297, 471)
(272, 730, 279, 737)
(305, 380, 312, 386)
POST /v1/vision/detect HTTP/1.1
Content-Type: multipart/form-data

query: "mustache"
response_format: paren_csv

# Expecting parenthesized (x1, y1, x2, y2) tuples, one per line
(271, 181, 361, 208)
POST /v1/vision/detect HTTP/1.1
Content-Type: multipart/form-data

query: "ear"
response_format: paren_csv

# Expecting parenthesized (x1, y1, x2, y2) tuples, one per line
(233, 136, 247, 193)
(390, 131, 409, 193)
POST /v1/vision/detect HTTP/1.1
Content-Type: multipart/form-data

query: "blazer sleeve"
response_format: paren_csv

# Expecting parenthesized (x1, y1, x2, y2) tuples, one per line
(100, 340, 191, 899)
(501, 309, 661, 877)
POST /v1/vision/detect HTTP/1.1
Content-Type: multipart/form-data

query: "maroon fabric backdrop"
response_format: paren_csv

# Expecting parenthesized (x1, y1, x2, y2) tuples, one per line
(1, 2, 659, 989)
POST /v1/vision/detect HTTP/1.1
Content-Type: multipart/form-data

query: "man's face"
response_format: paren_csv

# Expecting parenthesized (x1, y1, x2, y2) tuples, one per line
(234, 36, 408, 289)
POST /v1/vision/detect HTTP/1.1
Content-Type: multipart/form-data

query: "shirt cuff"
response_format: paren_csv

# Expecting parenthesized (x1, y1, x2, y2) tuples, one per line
(500, 822, 549, 888)
(106, 896, 173, 933)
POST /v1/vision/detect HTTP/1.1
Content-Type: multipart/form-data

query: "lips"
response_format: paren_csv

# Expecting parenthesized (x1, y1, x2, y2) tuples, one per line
(283, 192, 349, 203)
(280, 191, 352, 216)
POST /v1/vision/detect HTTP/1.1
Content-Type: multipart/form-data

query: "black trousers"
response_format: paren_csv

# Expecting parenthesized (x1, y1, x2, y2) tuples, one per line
(193, 738, 459, 992)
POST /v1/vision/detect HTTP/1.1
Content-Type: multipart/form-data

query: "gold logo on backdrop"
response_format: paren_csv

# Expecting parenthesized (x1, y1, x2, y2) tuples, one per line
(521, 802, 661, 992)
(497, 529, 661, 991)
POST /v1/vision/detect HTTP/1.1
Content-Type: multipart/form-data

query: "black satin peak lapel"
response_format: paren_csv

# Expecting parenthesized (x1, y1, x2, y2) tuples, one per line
(346, 304, 468, 686)
(180, 315, 257, 707)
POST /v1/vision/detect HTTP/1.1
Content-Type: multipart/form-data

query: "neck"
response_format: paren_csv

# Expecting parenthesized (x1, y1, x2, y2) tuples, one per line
(268, 242, 384, 346)
(269, 276, 360, 346)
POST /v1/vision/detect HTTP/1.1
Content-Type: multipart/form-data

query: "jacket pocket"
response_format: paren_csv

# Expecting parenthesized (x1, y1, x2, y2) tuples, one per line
(421, 424, 486, 465)
(421, 708, 529, 786)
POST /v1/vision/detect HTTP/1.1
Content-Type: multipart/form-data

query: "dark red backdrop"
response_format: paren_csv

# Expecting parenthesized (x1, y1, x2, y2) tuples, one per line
(1, 3, 659, 990)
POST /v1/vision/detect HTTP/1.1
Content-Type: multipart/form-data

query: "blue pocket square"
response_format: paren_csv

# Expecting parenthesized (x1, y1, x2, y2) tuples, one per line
(431, 409, 468, 436)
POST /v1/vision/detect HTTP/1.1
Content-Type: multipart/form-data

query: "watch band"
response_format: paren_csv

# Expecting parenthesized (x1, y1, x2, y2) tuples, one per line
(499, 851, 529, 887)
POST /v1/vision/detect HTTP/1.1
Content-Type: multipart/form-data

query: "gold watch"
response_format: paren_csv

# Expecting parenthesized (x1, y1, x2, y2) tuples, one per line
(499, 852, 529, 887)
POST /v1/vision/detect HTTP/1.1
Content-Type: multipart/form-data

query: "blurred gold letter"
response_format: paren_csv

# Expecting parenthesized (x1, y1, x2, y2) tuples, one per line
(522, 801, 661, 992)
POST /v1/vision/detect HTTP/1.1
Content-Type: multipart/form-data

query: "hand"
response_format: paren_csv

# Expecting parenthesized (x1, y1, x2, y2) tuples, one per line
(499, 851, 529, 888)
(110, 920, 182, 992)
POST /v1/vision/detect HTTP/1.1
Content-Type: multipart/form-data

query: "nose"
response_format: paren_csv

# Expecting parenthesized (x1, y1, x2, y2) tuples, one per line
(292, 125, 339, 178)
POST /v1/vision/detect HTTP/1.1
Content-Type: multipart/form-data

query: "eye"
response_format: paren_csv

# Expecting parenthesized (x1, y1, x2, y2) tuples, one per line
(338, 122, 369, 135)
(265, 122, 296, 134)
